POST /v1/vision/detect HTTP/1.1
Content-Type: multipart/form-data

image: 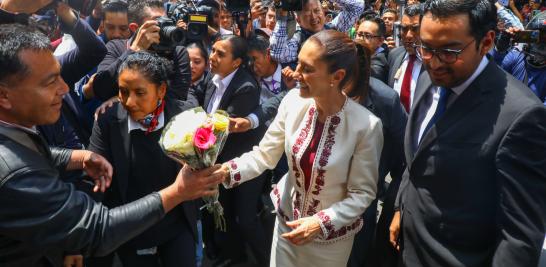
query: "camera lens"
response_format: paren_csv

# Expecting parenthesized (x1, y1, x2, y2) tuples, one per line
(161, 26, 185, 43)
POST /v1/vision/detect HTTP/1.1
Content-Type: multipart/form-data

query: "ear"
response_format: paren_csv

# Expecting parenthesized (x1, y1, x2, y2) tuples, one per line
(332, 69, 346, 86)
(0, 84, 12, 110)
(479, 30, 496, 56)
(233, 58, 243, 69)
(158, 82, 167, 99)
(129, 23, 140, 33)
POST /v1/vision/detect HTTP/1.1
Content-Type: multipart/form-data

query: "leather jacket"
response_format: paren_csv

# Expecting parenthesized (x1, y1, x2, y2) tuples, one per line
(0, 124, 166, 267)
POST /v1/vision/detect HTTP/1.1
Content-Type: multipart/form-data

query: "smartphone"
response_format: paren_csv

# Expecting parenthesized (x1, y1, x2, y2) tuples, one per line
(393, 21, 401, 47)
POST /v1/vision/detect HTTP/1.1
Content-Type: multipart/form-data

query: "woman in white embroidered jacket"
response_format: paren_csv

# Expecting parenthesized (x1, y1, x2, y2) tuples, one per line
(220, 30, 384, 266)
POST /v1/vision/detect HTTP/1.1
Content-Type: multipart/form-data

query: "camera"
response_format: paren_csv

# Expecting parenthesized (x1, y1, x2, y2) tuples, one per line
(59, 0, 98, 16)
(274, 0, 303, 11)
(152, 16, 185, 58)
(169, 2, 212, 41)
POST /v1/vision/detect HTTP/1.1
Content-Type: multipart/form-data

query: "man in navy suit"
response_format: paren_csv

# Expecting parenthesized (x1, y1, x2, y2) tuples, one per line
(390, 0, 546, 266)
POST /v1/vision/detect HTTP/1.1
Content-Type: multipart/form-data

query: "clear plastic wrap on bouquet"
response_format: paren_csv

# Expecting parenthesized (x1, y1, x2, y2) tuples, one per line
(159, 107, 229, 231)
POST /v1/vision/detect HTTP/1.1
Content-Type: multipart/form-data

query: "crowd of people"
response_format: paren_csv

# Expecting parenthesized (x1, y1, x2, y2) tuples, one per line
(0, 0, 545, 266)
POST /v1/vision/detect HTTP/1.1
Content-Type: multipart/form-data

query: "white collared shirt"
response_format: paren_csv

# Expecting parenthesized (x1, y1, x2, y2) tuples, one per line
(417, 56, 489, 144)
(393, 53, 423, 109)
(259, 63, 282, 104)
(208, 69, 238, 113)
(128, 112, 165, 133)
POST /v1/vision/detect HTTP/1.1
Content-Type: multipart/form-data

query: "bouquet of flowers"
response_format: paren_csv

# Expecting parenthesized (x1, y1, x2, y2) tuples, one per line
(159, 107, 229, 231)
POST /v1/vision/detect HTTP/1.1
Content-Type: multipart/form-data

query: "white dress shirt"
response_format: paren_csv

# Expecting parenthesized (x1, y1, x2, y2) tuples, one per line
(417, 56, 489, 144)
(128, 112, 165, 133)
(208, 69, 238, 113)
(393, 53, 423, 109)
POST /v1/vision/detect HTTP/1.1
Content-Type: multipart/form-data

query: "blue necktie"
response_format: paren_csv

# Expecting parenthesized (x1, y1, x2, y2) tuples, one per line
(423, 87, 452, 136)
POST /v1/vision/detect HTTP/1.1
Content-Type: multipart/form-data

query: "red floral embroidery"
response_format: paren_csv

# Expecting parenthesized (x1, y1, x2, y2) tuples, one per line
(311, 115, 340, 195)
(273, 187, 290, 221)
(229, 160, 238, 170)
(292, 107, 315, 155)
(291, 155, 302, 188)
(307, 198, 320, 216)
(228, 160, 242, 184)
(316, 211, 363, 240)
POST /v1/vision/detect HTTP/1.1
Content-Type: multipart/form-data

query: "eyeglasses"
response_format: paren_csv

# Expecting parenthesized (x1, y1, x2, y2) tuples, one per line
(356, 32, 382, 40)
(399, 24, 420, 33)
(415, 39, 475, 64)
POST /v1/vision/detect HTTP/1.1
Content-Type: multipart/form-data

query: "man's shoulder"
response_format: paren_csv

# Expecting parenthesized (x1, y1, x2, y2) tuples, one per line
(0, 135, 52, 185)
(105, 39, 128, 54)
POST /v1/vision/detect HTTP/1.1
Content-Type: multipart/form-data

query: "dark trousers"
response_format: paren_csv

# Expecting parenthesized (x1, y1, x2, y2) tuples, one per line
(205, 174, 269, 265)
(348, 200, 378, 267)
(117, 225, 196, 267)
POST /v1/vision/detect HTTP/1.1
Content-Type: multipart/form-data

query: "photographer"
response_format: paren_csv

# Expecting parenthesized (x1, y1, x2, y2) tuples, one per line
(491, 12, 546, 105)
(91, 0, 192, 102)
(269, 0, 364, 64)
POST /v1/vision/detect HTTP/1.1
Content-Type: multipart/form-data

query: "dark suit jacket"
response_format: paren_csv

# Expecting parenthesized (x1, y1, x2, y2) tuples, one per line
(364, 77, 407, 192)
(198, 68, 263, 163)
(397, 59, 546, 267)
(371, 51, 389, 85)
(88, 99, 198, 246)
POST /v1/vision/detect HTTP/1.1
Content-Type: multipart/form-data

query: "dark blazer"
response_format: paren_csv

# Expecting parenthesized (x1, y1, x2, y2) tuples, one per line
(88, 99, 198, 244)
(199, 68, 262, 163)
(397, 59, 546, 266)
(371, 51, 389, 84)
(387, 47, 426, 88)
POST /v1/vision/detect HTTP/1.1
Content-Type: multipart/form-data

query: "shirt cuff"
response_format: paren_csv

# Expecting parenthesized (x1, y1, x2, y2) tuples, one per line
(246, 113, 260, 130)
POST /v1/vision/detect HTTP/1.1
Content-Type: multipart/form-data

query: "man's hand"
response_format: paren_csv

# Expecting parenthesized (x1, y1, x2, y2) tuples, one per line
(282, 217, 322, 245)
(251, 0, 267, 21)
(63, 254, 83, 267)
(389, 210, 401, 251)
(82, 151, 113, 193)
(281, 66, 297, 89)
(177, 20, 188, 30)
(160, 165, 225, 212)
(385, 36, 396, 49)
(55, 2, 78, 27)
(94, 96, 119, 121)
(229, 117, 252, 133)
(130, 20, 160, 52)
(83, 74, 96, 100)
(0, 0, 53, 14)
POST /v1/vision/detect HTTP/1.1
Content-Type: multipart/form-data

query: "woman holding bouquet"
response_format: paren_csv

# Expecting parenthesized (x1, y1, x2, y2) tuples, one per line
(192, 34, 270, 265)
(88, 52, 198, 267)
(220, 30, 384, 266)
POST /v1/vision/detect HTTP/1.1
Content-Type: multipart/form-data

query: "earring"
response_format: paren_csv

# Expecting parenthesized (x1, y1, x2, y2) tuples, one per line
(330, 82, 334, 88)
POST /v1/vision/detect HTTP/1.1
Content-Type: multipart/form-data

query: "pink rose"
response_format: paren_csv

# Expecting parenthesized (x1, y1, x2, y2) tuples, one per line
(194, 126, 217, 151)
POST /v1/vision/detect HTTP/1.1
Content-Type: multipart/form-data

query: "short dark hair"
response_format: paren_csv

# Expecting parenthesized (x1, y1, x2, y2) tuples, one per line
(422, 0, 497, 47)
(118, 51, 173, 87)
(128, 0, 164, 25)
(247, 35, 270, 54)
(382, 8, 398, 19)
(0, 24, 51, 85)
(103, 0, 129, 15)
(404, 3, 422, 18)
(364, 16, 386, 37)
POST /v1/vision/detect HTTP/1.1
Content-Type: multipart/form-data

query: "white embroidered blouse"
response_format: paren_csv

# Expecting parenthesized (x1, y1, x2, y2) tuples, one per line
(224, 90, 383, 243)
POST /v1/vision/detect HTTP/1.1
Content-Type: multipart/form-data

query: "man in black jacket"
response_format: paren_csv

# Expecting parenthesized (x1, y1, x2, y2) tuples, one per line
(0, 23, 223, 267)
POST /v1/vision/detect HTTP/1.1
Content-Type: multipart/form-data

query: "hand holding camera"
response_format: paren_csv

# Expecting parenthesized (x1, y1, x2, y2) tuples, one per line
(130, 20, 161, 52)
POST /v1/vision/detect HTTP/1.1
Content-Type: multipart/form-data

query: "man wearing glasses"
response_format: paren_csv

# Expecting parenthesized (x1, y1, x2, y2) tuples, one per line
(390, 0, 546, 266)
(356, 16, 389, 83)
(387, 3, 424, 113)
